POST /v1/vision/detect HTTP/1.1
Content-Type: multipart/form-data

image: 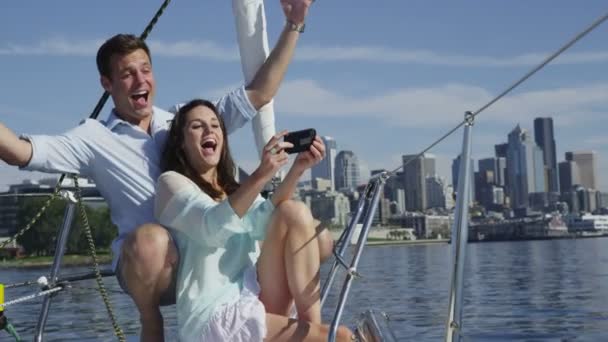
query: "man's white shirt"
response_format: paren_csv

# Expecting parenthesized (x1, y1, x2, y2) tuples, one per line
(22, 86, 257, 270)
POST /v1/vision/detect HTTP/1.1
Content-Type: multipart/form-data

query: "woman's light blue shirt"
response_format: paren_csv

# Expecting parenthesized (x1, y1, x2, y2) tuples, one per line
(155, 171, 274, 341)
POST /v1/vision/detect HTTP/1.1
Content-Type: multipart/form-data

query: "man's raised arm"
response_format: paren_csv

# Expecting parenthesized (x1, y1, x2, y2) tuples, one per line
(0, 123, 32, 167)
(245, 0, 313, 110)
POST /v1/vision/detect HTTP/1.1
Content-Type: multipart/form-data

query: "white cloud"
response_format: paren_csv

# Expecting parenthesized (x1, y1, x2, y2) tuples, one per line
(0, 38, 102, 56)
(0, 38, 239, 61)
(297, 46, 608, 66)
(274, 80, 608, 128)
(0, 163, 50, 192)
(2, 38, 608, 67)
(147, 41, 239, 60)
(583, 136, 608, 147)
(275, 79, 489, 126)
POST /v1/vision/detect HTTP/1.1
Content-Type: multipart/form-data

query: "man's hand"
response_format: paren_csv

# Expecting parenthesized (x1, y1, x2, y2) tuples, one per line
(281, 0, 314, 25)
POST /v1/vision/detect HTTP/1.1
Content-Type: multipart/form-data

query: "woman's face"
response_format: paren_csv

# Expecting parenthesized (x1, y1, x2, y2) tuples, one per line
(181, 105, 224, 174)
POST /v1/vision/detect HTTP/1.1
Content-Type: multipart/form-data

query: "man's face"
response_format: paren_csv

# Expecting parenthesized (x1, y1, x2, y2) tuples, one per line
(101, 49, 156, 124)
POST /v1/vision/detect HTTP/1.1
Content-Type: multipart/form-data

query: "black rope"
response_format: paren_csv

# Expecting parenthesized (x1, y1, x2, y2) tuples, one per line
(5, 269, 115, 289)
(73, 176, 125, 342)
(0, 174, 66, 249)
(0, 1, 173, 339)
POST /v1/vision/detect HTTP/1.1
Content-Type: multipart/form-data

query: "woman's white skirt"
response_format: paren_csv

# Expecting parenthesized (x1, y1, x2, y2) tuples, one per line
(199, 266, 267, 341)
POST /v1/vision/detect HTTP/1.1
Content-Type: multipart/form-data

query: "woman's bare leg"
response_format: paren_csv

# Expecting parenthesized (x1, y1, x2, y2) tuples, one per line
(258, 200, 322, 322)
(265, 313, 353, 342)
(314, 220, 334, 263)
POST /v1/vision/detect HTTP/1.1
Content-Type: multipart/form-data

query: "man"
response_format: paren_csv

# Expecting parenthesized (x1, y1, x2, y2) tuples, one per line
(0, 1, 324, 341)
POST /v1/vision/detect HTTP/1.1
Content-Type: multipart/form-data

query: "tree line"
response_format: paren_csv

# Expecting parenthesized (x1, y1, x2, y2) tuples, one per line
(16, 198, 117, 256)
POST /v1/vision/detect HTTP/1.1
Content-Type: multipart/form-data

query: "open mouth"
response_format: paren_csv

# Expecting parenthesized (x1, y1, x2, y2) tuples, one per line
(201, 139, 217, 155)
(130, 90, 149, 107)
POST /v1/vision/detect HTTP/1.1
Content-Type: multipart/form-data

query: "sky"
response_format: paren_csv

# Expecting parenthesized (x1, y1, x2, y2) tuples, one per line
(1, 0, 608, 192)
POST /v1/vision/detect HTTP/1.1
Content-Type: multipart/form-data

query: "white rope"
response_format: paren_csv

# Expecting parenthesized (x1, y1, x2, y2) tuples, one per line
(0, 287, 63, 309)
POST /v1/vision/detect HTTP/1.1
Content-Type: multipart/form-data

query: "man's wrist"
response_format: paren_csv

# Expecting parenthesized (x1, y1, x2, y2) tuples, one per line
(286, 20, 305, 33)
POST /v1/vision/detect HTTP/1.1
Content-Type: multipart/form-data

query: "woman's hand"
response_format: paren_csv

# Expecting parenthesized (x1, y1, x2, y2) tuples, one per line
(255, 130, 293, 183)
(292, 135, 325, 173)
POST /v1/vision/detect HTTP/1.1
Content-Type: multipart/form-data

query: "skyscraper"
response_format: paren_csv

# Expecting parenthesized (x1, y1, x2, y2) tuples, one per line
(426, 175, 446, 209)
(451, 154, 474, 206)
(311, 136, 337, 190)
(506, 125, 545, 209)
(534, 117, 559, 193)
(495, 143, 508, 158)
(334, 150, 361, 191)
(565, 151, 598, 190)
(478, 158, 497, 184)
(558, 160, 580, 193)
(496, 157, 507, 187)
(403, 153, 436, 211)
(494, 143, 508, 188)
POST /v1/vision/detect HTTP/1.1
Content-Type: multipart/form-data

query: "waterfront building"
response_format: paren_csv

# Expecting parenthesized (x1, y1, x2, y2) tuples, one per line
(403, 153, 436, 211)
(0, 178, 100, 238)
(444, 184, 455, 209)
(312, 177, 332, 191)
(311, 136, 337, 191)
(388, 212, 451, 239)
(451, 154, 474, 207)
(478, 158, 497, 184)
(566, 214, 608, 232)
(426, 175, 446, 209)
(598, 192, 608, 210)
(495, 143, 509, 188)
(558, 160, 580, 194)
(534, 117, 559, 193)
(565, 151, 598, 190)
(335, 150, 361, 191)
(506, 125, 545, 209)
(301, 189, 351, 227)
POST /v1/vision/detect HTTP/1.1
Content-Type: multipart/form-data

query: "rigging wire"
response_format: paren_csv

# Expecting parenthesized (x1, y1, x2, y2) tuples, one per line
(382, 10, 608, 180)
(0, 287, 63, 310)
(89, 0, 172, 120)
(0, 2, 172, 341)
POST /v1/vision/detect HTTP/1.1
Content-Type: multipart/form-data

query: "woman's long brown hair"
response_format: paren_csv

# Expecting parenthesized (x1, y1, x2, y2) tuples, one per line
(161, 99, 240, 199)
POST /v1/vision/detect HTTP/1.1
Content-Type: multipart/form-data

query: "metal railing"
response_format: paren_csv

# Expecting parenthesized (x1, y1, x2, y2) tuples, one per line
(444, 112, 474, 342)
(319, 172, 389, 342)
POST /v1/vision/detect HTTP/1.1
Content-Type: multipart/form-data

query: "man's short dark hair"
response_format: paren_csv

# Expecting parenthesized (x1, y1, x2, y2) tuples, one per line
(96, 34, 151, 79)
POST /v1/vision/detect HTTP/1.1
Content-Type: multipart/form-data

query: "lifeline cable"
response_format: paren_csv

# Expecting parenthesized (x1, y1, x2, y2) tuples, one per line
(383, 10, 608, 179)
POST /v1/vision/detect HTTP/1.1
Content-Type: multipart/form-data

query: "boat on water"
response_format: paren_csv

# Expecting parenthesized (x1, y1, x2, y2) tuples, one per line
(1, 1, 608, 341)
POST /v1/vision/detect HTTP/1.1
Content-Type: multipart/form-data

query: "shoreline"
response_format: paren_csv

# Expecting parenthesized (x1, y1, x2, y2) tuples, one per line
(365, 238, 449, 246)
(469, 232, 608, 243)
(4, 234, 607, 268)
(0, 254, 112, 269)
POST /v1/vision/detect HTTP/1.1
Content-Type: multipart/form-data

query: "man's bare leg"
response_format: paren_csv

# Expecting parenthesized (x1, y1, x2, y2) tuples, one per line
(120, 223, 178, 342)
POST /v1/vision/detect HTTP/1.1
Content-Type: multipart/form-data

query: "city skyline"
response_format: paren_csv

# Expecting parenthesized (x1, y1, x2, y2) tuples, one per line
(1, 1, 608, 191)
(1, 116, 603, 195)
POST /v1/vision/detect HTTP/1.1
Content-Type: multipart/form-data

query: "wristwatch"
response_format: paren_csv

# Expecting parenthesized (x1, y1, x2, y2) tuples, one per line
(286, 20, 305, 33)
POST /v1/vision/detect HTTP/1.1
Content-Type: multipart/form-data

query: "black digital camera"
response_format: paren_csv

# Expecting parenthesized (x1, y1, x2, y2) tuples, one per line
(284, 128, 316, 154)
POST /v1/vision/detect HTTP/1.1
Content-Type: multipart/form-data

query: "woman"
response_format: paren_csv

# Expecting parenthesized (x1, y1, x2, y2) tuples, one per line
(155, 99, 353, 341)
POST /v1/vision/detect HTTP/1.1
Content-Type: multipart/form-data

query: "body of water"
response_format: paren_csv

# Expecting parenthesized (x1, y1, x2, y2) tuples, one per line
(2, 238, 608, 341)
